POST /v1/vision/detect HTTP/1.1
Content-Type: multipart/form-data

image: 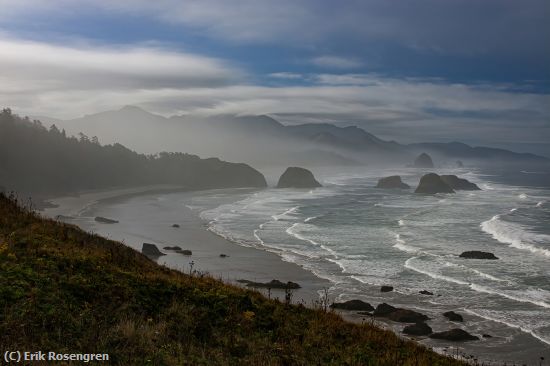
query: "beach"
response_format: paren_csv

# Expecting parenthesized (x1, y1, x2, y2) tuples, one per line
(43, 186, 331, 305)
(42, 175, 550, 365)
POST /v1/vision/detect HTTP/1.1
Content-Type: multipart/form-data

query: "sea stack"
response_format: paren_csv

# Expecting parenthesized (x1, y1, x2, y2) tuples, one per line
(375, 176, 410, 189)
(415, 173, 455, 194)
(413, 153, 434, 168)
(276, 167, 322, 188)
(440, 175, 481, 191)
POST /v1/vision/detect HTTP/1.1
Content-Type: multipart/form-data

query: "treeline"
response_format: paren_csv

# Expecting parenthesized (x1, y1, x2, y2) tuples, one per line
(0, 108, 266, 197)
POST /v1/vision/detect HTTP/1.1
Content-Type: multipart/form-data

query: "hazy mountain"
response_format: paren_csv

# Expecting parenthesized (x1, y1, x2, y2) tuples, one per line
(46, 106, 548, 168)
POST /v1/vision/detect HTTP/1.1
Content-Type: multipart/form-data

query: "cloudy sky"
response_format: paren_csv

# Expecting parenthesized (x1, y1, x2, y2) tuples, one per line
(1, 0, 549, 151)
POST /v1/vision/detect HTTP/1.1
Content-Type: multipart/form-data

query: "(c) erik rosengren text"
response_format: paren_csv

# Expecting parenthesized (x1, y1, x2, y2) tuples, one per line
(4, 351, 109, 363)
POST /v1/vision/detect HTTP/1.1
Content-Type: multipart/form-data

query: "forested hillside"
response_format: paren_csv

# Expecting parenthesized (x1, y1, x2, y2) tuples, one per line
(0, 108, 267, 197)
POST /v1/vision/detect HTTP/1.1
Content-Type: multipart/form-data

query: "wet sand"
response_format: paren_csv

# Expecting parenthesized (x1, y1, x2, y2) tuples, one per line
(43, 187, 331, 305)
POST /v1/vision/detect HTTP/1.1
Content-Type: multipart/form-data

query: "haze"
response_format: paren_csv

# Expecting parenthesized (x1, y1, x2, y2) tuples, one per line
(1, 0, 549, 156)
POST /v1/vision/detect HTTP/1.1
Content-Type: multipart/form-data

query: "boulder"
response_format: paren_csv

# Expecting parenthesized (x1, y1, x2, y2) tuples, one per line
(414, 173, 455, 194)
(440, 175, 480, 191)
(163, 246, 182, 250)
(482, 334, 493, 338)
(419, 290, 434, 295)
(219, 254, 229, 258)
(413, 153, 434, 168)
(373, 303, 397, 316)
(459, 251, 498, 260)
(387, 309, 430, 323)
(330, 300, 374, 312)
(443, 311, 464, 322)
(403, 322, 433, 336)
(172, 224, 180, 228)
(380, 285, 394, 292)
(373, 303, 429, 323)
(238, 279, 301, 289)
(375, 176, 410, 189)
(94, 216, 119, 224)
(429, 329, 479, 341)
(141, 243, 165, 258)
(176, 249, 192, 255)
(276, 167, 322, 188)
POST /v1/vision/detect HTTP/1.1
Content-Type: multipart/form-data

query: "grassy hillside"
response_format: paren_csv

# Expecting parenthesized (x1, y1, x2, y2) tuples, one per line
(0, 193, 467, 365)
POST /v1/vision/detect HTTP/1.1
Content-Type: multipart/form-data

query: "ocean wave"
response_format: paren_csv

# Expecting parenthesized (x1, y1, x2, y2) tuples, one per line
(536, 201, 546, 208)
(464, 308, 550, 346)
(443, 261, 509, 283)
(286, 223, 338, 258)
(406, 258, 550, 309)
(405, 258, 470, 285)
(272, 206, 300, 221)
(480, 215, 550, 258)
(518, 193, 528, 199)
(521, 171, 547, 175)
(253, 229, 264, 245)
(393, 234, 422, 254)
(304, 216, 319, 223)
(398, 219, 405, 226)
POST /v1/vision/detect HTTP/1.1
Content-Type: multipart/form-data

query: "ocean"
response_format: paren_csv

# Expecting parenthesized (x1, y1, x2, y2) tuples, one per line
(59, 165, 550, 363)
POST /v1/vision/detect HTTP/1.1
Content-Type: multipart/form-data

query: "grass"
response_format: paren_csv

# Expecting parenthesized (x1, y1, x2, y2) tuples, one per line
(0, 192, 469, 365)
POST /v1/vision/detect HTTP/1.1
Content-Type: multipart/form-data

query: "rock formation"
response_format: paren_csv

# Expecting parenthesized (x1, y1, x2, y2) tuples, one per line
(403, 322, 433, 336)
(440, 175, 480, 190)
(238, 279, 301, 289)
(414, 173, 455, 194)
(276, 167, 322, 188)
(459, 251, 498, 260)
(94, 216, 118, 224)
(330, 300, 374, 311)
(375, 176, 410, 189)
(380, 285, 394, 292)
(163, 246, 182, 251)
(141, 243, 165, 258)
(373, 303, 429, 323)
(429, 329, 479, 341)
(413, 153, 434, 168)
(443, 311, 464, 322)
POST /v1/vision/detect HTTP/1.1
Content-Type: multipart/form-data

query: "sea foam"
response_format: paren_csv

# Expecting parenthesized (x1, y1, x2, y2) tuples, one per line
(481, 215, 550, 258)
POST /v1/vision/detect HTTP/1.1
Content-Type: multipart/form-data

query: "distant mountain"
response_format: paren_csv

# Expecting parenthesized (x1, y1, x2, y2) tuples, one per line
(44, 106, 549, 167)
(0, 108, 266, 198)
(408, 142, 549, 163)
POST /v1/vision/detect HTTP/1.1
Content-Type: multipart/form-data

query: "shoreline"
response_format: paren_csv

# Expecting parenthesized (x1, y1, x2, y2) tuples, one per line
(43, 186, 332, 305)
(43, 185, 550, 365)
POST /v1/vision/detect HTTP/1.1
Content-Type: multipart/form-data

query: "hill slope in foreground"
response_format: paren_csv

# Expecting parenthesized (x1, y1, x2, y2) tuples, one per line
(0, 194, 466, 365)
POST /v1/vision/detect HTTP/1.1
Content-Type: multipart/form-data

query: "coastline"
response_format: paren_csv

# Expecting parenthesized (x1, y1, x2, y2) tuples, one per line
(43, 186, 332, 305)
(42, 184, 550, 365)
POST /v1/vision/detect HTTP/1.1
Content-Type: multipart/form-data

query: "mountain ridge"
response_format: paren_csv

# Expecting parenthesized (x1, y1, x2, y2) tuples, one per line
(41, 106, 550, 166)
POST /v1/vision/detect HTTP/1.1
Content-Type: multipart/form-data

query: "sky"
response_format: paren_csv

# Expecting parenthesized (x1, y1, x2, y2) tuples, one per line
(1, 0, 549, 151)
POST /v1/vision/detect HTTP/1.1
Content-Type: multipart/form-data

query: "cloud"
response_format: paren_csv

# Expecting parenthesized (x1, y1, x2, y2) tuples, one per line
(268, 72, 303, 80)
(311, 56, 363, 70)
(0, 34, 547, 144)
(2, 0, 548, 58)
(0, 38, 240, 91)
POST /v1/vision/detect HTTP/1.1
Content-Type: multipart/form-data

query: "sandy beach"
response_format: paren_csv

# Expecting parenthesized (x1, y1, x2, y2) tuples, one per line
(43, 186, 331, 305)
(42, 185, 550, 365)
